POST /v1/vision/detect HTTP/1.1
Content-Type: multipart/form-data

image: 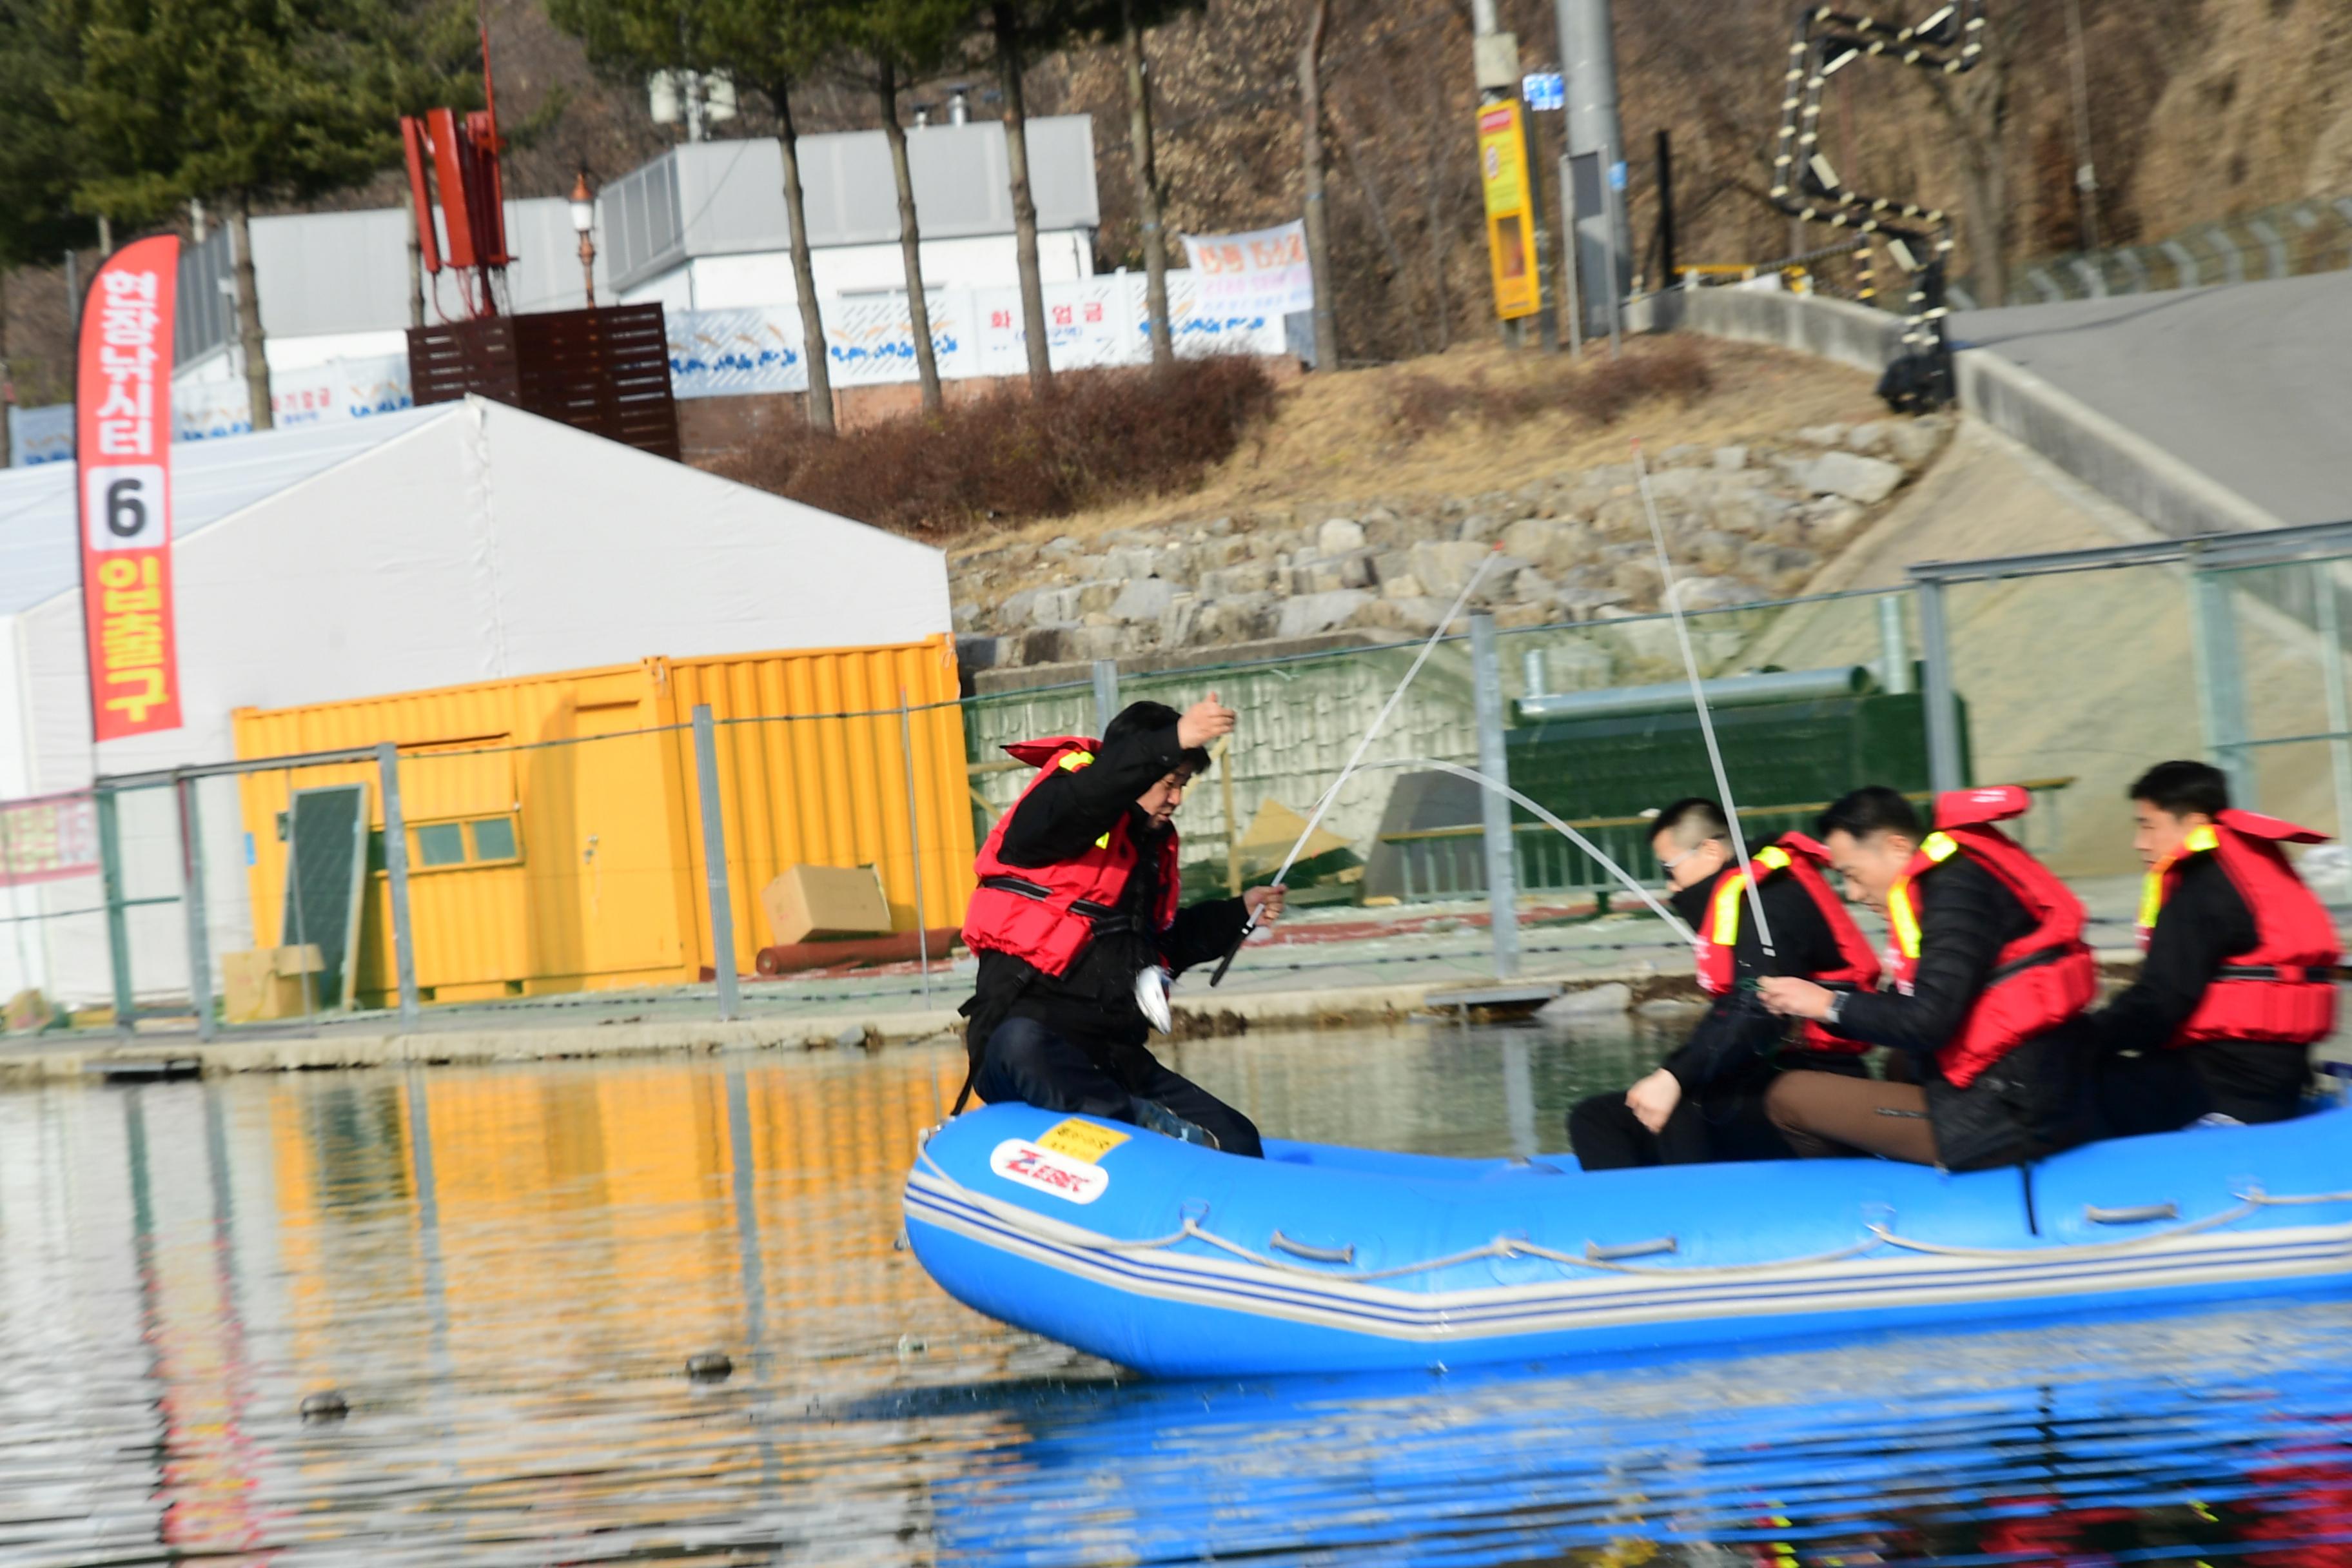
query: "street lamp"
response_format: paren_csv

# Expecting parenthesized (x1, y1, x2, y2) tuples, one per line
(569, 172, 596, 308)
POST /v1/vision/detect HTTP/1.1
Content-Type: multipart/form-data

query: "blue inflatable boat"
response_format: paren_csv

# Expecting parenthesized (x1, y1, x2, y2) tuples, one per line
(903, 1100, 2352, 1377)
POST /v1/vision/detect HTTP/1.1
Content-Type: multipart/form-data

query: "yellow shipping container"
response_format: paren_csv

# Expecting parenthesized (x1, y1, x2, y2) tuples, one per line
(230, 636, 973, 1004)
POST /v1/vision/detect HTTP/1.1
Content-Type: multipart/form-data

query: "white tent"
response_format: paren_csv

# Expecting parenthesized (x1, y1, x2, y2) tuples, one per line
(0, 397, 949, 1002)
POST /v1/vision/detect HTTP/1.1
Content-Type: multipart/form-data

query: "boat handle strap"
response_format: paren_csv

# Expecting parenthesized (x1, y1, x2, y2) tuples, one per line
(1269, 1231, 1355, 1265)
(2085, 1202, 2180, 1224)
(1587, 1235, 1678, 1262)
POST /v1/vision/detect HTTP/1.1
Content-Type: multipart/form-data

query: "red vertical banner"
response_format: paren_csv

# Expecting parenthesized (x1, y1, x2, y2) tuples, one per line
(76, 233, 183, 741)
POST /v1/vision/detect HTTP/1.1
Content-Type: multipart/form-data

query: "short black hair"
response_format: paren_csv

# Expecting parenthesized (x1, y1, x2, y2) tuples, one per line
(1819, 785, 1922, 843)
(2130, 759, 2229, 818)
(1651, 797, 1729, 850)
(1104, 700, 1211, 776)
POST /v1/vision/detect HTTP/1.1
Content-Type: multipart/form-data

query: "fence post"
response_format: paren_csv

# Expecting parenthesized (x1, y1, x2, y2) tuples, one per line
(1914, 578, 1965, 793)
(1092, 659, 1121, 736)
(1469, 612, 1521, 979)
(95, 786, 135, 1032)
(175, 774, 215, 1043)
(1877, 594, 1913, 695)
(375, 743, 421, 1028)
(898, 691, 931, 1008)
(2188, 566, 2257, 809)
(692, 703, 741, 1023)
(2315, 563, 2352, 841)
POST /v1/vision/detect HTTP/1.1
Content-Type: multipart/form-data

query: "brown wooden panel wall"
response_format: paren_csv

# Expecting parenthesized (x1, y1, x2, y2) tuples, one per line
(406, 303, 680, 461)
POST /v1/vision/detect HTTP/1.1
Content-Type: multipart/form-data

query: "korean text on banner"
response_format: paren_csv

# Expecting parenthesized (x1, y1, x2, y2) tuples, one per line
(1476, 102, 1540, 321)
(75, 233, 182, 741)
(1180, 221, 1315, 318)
(0, 792, 100, 887)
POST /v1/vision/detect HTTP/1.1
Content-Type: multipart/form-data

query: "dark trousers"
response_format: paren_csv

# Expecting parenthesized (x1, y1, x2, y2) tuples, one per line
(972, 1015, 1264, 1159)
(1570, 1054, 1872, 1171)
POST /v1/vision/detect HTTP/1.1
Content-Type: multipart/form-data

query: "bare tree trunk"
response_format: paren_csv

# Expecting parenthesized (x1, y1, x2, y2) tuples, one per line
(0, 270, 11, 470)
(406, 224, 426, 328)
(994, 5, 1054, 396)
(1335, 110, 1423, 358)
(1298, 0, 1338, 369)
(230, 192, 273, 432)
(1122, 5, 1173, 373)
(878, 60, 943, 415)
(1931, 18, 2017, 306)
(774, 79, 836, 433)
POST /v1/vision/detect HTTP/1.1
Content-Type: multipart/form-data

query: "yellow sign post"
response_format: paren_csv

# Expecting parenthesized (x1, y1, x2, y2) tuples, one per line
(1477, 101, 1540, 321)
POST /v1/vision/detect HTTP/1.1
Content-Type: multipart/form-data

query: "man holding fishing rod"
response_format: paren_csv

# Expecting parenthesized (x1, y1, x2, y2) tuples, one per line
(1568, 798, 1883, 1169)
(954, 693, 1283, 1156)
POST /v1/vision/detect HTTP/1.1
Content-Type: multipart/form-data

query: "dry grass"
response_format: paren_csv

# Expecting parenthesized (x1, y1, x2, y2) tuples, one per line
(967, 335, 1890, 554)
(712, 355, 1280, 539)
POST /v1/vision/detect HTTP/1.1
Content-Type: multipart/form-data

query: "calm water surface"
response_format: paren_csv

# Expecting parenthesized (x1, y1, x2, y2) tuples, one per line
(3, 1022, 2349, 1566)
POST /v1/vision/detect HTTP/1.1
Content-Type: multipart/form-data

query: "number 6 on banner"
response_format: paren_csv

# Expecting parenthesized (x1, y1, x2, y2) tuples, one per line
(83, 465, 164, 552)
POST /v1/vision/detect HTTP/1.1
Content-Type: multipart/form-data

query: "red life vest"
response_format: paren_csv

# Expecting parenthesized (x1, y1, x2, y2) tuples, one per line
(962, 736, 1181, 977)
(1693, 832, 1878, 1052)
(1885, 785, 2097, 1089)
(2136, 808, 2338, 1048)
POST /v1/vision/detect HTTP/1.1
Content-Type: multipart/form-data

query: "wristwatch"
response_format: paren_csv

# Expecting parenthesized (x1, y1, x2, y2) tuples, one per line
(1821, 992, 1845, 1026)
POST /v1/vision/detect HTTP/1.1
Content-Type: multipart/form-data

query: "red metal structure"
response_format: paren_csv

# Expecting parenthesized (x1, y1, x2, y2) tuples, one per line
(400, 21, 512, 319)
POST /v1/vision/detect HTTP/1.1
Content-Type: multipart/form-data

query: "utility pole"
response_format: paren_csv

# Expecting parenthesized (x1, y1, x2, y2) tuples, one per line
(1554, 0, 1626, 343)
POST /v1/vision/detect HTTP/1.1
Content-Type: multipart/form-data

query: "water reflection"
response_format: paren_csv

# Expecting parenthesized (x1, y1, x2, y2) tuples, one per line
(0, 1024, 2346, 1566)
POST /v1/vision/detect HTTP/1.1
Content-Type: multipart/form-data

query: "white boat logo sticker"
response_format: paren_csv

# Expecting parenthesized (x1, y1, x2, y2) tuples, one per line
(990, 1139, 1112, 1205)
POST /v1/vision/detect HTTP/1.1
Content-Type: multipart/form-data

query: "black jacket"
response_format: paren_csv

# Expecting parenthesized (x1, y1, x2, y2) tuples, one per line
(1663, 862, 1864, 1096)
(2092, 853, 2308, 1122)
(1823, 856, 2096, 1171)
(962, 721, 1249, 1062)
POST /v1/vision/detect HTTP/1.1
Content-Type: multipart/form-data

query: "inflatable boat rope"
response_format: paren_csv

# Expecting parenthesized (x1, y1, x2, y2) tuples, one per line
(913, 1142, 2352, 1282)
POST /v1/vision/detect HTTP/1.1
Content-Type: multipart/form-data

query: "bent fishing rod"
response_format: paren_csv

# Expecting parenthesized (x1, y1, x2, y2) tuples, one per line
(1207, 545, 1504, 985)
(1634, 440, 1776, 958)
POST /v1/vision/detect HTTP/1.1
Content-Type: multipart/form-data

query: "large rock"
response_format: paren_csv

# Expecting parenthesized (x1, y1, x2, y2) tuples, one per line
(1796, 423, 1848, 447)
(1205, 561, 1281, 598)
(1276, 589, 1375, 638)
(1200, 592, 1277, 642)
(1317, 516, 1367, 553)
(1409, 539, 1493, 596)
(1158, 594, 1202, 648)
(1802, 451, 1903, 505)
(1712, 444, 1749, 472)
(1380, 571, 1427, 601)
(1538, 982, 1632, 1021)
(1886, 416, 1947, 467)
(1666, 574, 1767, 613)
(1377, 595, 1455, 634)
(1109, 577, 1177, 623)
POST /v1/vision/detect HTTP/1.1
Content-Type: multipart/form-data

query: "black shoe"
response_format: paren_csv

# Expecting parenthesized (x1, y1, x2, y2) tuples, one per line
(1133, 1098, 1220, 1149)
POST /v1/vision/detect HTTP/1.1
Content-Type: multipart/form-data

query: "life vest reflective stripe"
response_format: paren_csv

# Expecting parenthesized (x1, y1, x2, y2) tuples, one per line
(2137, 808, 2338, 1048)
(1692, 833, 1877, 1052)
(963, 735, 1181, 977)
(1886, 789, 2096, 1089)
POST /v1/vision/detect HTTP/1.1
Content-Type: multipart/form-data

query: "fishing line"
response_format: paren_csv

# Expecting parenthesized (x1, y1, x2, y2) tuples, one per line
(1208, 545, 1504, 986)
(1634, 441, 1776, 957)
(1358, 758, 1696, 943)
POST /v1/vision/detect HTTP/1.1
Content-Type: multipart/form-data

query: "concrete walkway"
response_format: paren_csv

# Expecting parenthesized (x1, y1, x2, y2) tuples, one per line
(1952, 273, 2352, 527)
(0, 880, 2169, 1084)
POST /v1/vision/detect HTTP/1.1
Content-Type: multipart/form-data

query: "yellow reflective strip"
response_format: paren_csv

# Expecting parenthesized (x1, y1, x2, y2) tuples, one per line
(2138, 865, 2166, 931)
(1756, 845, 1791, 870)
(1710, 873, 1746, 946)
(1059, 750, 1095, 770)
(1887, 877, 1922, 957)
(1094, 831, 1112, 850)
(1922, 831, 1957, 863)
(2185, 823, 2219, 853)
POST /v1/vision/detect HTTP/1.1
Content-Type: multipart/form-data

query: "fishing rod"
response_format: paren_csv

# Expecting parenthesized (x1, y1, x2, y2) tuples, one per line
(1206, 545, 1504, 986)
(1634, 440, 1776, 957)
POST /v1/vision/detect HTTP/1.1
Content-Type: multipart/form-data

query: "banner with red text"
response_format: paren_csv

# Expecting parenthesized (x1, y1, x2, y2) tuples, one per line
(1180, 220, 1315, 318)
(0, 792, 100, 887)
(76, 234, 182, 741)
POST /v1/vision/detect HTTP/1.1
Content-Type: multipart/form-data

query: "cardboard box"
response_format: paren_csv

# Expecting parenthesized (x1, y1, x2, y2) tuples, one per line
(761, 865, 892, 946)
(221, 944, 327, 1023)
